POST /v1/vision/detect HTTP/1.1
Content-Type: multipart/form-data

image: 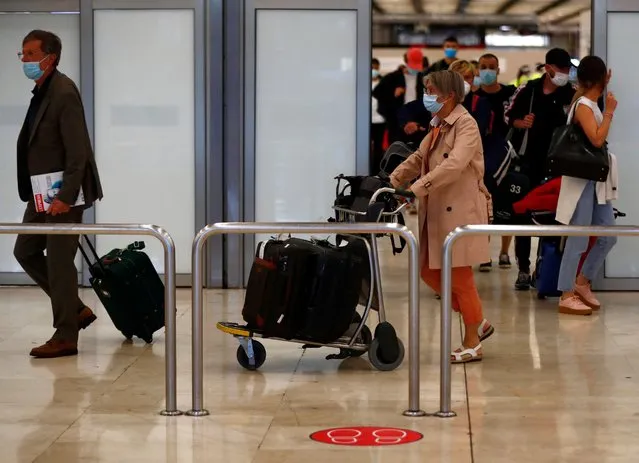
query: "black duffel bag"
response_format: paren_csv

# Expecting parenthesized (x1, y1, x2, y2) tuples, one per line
(546, 123, 609, 182)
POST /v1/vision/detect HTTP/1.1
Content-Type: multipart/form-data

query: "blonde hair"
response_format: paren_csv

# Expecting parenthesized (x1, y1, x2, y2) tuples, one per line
(449, 60, 475, 76)
(424, 70, 466, 104)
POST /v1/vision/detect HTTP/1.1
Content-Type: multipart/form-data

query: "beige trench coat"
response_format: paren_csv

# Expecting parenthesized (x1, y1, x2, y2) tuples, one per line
(390, 104, 491, 270)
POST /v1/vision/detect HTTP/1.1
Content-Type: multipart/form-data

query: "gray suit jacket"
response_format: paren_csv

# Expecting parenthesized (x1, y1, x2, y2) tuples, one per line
(17, 70, 103, 207)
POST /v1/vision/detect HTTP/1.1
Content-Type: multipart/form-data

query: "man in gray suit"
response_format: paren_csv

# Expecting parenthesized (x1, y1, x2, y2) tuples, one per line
(13, 30, 104, 358)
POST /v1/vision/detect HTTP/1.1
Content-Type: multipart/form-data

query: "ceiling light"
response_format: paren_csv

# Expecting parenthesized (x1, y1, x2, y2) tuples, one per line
(485, 34, 549, 47)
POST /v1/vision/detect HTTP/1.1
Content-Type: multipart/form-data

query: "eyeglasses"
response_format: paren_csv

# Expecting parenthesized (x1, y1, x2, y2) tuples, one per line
(17, 50, 45, 60)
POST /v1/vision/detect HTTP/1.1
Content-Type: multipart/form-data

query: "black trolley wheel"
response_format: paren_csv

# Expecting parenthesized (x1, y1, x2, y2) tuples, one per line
(236, 340, 267, 371)
(368, 338, 405, 371)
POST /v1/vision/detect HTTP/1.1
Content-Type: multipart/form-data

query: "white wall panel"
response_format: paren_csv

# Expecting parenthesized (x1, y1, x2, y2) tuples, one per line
(254, 10, 357, 242)
(93, 9, 195, 273)
(603, 13, 639, 278)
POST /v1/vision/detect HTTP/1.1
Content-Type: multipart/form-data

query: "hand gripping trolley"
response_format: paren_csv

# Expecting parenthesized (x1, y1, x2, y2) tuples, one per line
(217, 179, 415, 373)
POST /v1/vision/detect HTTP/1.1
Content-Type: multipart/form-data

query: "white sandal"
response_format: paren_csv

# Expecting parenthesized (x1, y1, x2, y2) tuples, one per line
(478, 319, 494, 342)
(451, 343, 483, 364)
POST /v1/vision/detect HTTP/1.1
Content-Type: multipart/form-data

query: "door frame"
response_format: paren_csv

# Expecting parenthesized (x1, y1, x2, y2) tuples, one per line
(232, 0, 372, 287)
(79, 0, 208, 287)
(592, 0, 639, 290)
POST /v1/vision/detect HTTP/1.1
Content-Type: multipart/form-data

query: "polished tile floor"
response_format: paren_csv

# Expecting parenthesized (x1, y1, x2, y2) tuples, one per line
(1, 232, 639, 462)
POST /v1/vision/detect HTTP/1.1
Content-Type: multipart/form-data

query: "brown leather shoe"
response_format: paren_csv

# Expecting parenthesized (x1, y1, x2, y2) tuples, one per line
(78, 307, 97, 330)
(30, 339, 78, 358)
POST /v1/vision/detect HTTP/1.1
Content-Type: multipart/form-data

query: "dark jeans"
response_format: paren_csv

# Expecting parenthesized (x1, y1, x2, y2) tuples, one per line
(371, 122, 386, 175)
(514, 214, 537, 274)
(14, 201, 85, 343)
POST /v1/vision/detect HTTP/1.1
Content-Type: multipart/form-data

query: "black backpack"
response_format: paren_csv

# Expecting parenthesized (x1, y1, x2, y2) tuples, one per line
(379, 141, 414, 180)
(331, 174, 406, 255)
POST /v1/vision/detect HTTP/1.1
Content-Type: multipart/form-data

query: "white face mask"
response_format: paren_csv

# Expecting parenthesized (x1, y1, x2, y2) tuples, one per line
(551, 72, 569, 87)
(463, 81, 471, 96)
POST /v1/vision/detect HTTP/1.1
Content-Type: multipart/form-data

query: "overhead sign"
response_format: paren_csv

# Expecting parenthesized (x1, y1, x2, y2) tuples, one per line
(310, 427, 423, 446)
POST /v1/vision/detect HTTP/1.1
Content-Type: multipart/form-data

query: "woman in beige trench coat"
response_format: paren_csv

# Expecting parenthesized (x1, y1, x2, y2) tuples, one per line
(390, 70, 494, 364)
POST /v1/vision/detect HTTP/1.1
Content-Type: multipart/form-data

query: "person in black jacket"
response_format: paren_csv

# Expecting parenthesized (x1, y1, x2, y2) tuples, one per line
(373, 48, 425, 144)
(397, 98, 432, 148)
(426, 36, 460, 74)
(475, 53, 517, 270)
(504, 48, 576, 290)
(371, 58, 386, 175)
(449, 59, 511, 272)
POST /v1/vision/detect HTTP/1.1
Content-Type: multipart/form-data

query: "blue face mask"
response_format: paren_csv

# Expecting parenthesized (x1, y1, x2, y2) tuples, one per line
(372, 69, 380, 79)
(407, 67, 419, 76)
(473, 76, 482, 87)
(444, 48, 457, 60)
(423, 94, 444, 114)
(22, 55, 48, 81)
(480, 69, 498, 86)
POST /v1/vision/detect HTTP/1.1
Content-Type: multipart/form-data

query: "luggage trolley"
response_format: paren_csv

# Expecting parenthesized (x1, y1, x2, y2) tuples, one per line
(216, 185, 414, 372)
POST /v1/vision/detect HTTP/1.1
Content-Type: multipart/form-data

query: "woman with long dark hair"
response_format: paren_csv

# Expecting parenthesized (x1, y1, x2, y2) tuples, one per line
(556, 56, 619, 316)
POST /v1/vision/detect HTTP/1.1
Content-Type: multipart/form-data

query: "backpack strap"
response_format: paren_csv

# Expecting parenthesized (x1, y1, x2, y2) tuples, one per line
(471, 94, 480, 113)
(389, 213, 407, 255)
(488, 111, 495, 135)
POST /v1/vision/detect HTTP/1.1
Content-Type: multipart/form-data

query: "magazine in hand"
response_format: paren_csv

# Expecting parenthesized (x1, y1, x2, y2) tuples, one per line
(31, 171, 85, 213)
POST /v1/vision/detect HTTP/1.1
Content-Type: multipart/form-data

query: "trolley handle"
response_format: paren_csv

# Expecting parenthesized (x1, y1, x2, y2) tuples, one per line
(394, 188, 415, 199)
(369, 187, 415, 205)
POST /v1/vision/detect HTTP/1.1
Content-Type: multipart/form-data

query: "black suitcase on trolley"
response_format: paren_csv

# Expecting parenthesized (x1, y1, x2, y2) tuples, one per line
(287, 238, 364, 343)
(242, 239, 316, 339)
(79, 237, 165, 343)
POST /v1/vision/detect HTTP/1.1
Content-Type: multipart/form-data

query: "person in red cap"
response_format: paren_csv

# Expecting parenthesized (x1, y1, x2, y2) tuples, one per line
(372, 47, 425, 146)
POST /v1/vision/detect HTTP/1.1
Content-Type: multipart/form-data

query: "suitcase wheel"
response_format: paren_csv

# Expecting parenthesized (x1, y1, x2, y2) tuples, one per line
(236, 340, 266, 371)
(368, 337, 405, 372)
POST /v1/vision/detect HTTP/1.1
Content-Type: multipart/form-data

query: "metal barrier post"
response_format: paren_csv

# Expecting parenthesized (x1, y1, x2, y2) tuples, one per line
(186, 222, 425, 418)
(438, 223, 639, 418)
(0, 223, 181, 416)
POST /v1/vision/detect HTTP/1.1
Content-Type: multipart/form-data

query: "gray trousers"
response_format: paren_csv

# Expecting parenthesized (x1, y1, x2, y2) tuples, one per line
(13, 201, 85, 343)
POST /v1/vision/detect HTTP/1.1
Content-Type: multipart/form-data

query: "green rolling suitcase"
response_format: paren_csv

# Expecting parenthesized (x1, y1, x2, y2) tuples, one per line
(79, 237, 165, 343)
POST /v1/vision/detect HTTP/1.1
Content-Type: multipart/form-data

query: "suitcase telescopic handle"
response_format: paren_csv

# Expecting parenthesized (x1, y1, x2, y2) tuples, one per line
(79, 235, 107, 274)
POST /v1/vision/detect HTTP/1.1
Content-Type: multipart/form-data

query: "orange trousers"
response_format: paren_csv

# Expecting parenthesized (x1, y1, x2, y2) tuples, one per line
(421, 247, 484, 326)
